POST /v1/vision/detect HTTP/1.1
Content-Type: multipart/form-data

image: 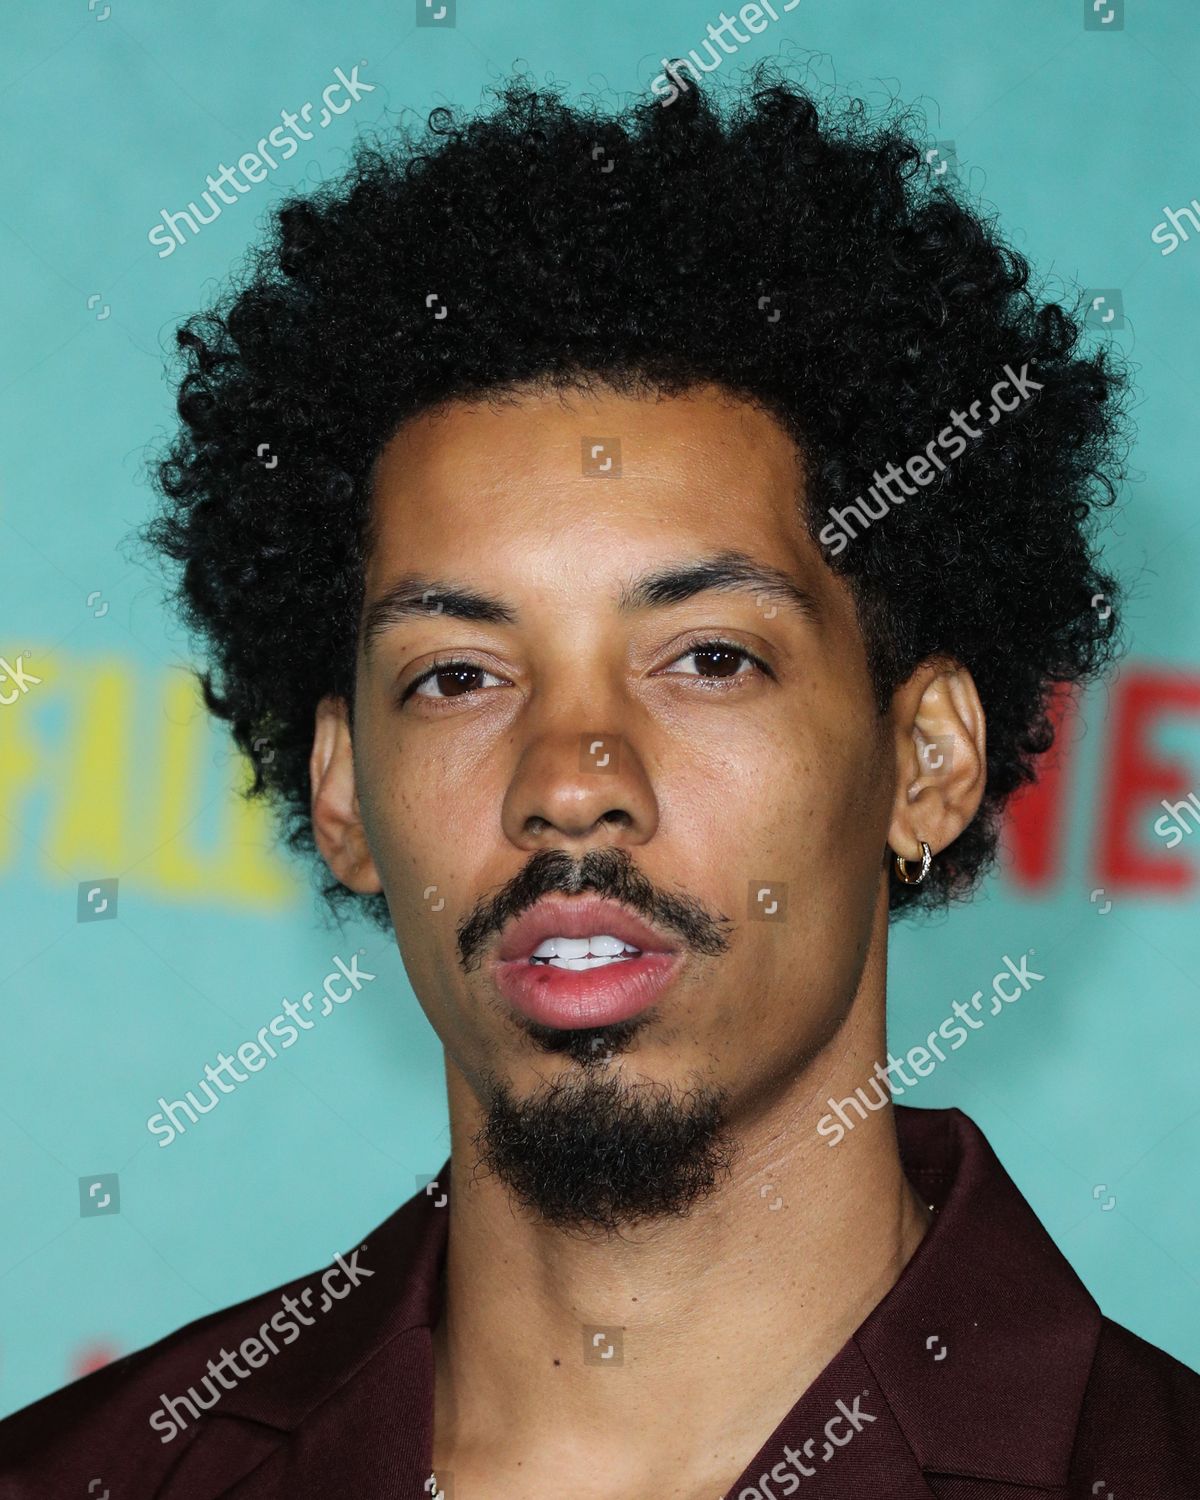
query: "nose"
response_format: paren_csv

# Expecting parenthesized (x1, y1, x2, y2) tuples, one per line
(499, 716, 659, 854)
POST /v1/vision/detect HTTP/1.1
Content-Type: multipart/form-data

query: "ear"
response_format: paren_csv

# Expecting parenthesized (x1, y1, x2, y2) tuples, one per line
(310, 695, 383, 894)
(886, 658, 987, 867)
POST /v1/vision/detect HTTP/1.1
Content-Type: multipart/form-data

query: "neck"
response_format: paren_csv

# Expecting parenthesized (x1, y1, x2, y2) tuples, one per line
(431, 1022, 931, 1493)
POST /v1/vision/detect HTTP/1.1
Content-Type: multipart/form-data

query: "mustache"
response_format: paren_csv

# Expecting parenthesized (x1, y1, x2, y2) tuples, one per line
(456, 847, 733, 971)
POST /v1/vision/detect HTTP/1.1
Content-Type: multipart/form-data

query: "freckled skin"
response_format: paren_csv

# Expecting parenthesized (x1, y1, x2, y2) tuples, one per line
(309, 380, 986, 1498)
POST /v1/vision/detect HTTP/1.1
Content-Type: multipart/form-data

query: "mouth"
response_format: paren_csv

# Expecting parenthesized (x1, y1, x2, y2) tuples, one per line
(491, 895, 682, 1029)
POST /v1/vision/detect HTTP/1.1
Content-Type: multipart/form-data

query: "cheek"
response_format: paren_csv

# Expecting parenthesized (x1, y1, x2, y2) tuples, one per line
(354, 726, 508, 950)
(695, 703, 886, 982)
(784, 669, 892, 854)
(683, 700, 884, 864)
(357, 704, 496, 845)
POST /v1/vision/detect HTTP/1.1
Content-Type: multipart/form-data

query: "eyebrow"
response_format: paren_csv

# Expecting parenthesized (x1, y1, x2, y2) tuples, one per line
(360, 550, 819, 658)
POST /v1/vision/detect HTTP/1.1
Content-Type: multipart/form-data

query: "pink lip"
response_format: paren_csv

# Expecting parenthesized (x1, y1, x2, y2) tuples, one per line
(492, 950, 682, 1029)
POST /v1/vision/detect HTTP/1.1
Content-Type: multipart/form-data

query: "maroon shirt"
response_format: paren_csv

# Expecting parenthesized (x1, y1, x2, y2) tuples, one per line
(2, 1105, 1198, 1497)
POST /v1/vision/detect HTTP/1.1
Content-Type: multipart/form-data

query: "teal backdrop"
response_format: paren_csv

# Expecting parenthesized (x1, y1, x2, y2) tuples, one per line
(2, 0, 1199, 1419)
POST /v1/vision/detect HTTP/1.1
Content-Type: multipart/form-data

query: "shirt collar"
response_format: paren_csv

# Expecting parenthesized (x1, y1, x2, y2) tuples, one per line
(215, 1106, 1101, 1492)
(855, 1104, 1101, 1487)
(213, 1172, 450, 1433)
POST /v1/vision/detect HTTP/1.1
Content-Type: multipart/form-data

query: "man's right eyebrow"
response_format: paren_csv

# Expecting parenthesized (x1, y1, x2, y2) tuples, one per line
(360, 575, 517, 658)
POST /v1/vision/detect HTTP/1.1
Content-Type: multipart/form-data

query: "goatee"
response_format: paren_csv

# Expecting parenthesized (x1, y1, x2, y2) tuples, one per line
(473, 1065, 737, 1235)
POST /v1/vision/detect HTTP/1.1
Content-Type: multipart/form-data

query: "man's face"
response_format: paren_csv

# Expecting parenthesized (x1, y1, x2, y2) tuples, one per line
(342, 382, 897, 1229)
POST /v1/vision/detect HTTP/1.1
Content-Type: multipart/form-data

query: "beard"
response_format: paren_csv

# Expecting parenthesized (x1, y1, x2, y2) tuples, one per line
(460, 845, 738, 1233)
(472, 1058, 737, 1236)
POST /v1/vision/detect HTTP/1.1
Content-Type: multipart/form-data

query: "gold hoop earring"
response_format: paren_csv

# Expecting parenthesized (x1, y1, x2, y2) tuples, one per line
(893, 840, 932, 885)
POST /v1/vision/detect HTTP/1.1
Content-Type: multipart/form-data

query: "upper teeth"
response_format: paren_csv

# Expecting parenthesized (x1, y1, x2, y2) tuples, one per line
(530, 934, 642, 965)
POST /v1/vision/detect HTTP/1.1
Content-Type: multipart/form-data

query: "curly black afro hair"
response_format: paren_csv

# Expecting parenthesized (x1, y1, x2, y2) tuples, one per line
(139, 61, 1131, 931)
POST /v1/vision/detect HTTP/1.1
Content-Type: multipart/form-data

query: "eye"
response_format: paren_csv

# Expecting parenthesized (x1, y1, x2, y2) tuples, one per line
(398, 638, 771, 707)
(401, 658, 508, 703)
(663, 639, 771, 682)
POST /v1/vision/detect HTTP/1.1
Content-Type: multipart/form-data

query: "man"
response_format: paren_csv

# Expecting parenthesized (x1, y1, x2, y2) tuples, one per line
(3, 63, 1197, 1499)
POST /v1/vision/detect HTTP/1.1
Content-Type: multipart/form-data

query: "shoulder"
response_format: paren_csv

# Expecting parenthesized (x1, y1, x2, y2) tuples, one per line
(1068, 1317, 1200, 1496)
(0, 1286, 290, 1499)
(0, 1188, 441, 1500)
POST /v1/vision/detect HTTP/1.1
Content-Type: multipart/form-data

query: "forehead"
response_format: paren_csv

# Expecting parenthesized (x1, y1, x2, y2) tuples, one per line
(364, 383, 812, 580)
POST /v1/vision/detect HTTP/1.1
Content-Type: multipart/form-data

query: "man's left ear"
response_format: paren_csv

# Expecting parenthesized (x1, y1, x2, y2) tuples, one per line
(887, 658, 987, 867)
